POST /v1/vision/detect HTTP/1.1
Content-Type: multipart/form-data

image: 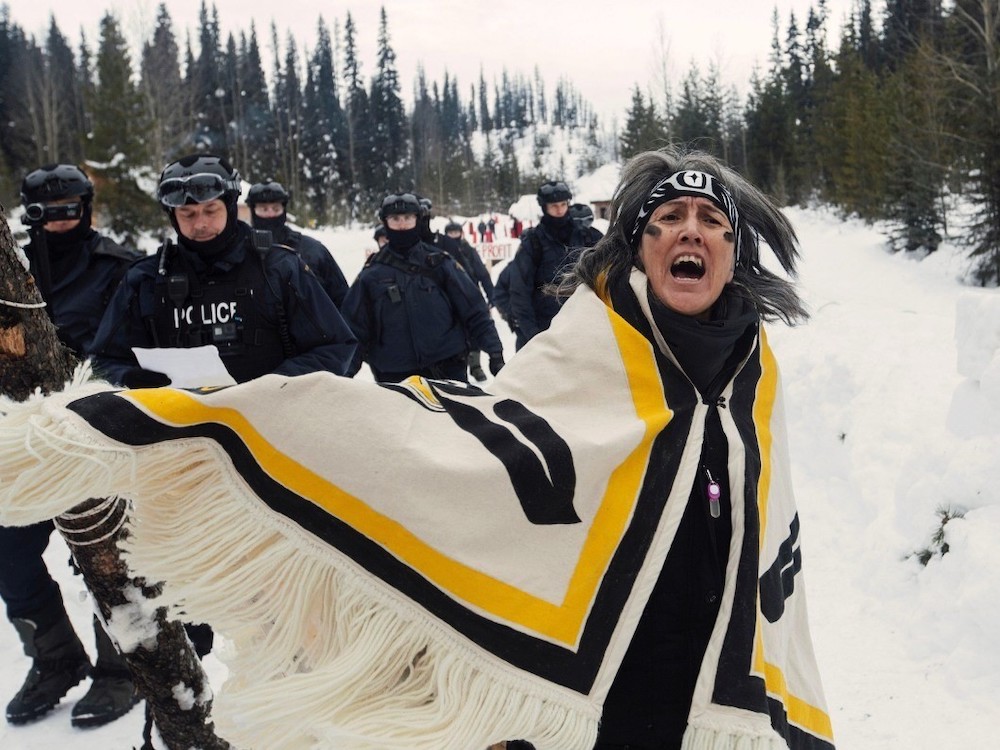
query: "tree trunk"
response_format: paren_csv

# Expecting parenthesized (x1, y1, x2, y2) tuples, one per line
(0, 208, 230, 749)
(0, 221, 75, 399)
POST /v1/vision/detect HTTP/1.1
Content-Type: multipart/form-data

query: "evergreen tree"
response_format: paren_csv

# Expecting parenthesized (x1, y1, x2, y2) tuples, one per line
(494, 128, 521, 208)
(368, 7, 408, 193)
(140, 4, 186, 168)
(944, 0, 1000, 282)
(466, 83, 477, 132)
(478, 70, 491, 131)
(235, 24, 275, 182)
(341, 12, 371, 218)
(88, 12, 159, 241)
(272, 31, 302, 201)
(673, 64, 717, 152)
(410, 67, 441, 199)
(220, 34, 239, 160)
(812, 21, 887, 217)
(15, 35, 46, 165)
(0, 12, 37, 194)
(301, 18, 347, 222)
(181, 36, 198, 144)
(744, 11, 796, 202)
(882, 0, 943, 71)
(534, 67, 547, 125)
(492, 82, 502, 131)
(857, 0, 880, 69)
(619, 86, 667, 159)
(882, 46, 947, 254)
(40, 19, 83, 163)
(782, 11, 808, 203)
(190, 1, 226, 151)
(75, 30, 96, 160)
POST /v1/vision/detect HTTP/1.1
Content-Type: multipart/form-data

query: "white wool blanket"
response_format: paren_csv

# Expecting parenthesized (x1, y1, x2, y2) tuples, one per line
(0, 272, 835, 750)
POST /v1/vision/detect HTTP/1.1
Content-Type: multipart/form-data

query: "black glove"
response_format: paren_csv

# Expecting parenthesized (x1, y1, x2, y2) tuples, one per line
(121, 367, 171, 389)
(488, 353, 505, 376)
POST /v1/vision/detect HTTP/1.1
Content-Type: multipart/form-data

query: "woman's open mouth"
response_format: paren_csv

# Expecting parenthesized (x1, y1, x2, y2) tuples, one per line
(671, 254, 705, 280)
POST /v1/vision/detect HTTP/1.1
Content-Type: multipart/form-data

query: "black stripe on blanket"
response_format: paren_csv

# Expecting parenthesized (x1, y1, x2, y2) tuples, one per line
(68, 381, 696, 696)
(712, 339, 770, 716)
(711, 342, 835, 750)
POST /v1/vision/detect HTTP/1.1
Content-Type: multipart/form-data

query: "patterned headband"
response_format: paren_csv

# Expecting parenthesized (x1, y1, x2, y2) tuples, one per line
(629, 170, 742, 261)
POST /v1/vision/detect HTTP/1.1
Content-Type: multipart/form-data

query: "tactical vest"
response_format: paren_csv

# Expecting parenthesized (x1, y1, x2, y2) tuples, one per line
(370, 244, 449, 284)
(149, 245, 288, 384)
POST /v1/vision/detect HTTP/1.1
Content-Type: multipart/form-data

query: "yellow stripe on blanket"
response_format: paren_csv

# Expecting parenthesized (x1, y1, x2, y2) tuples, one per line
(123, 304, 671, 649)
(751, 329, 835, 743)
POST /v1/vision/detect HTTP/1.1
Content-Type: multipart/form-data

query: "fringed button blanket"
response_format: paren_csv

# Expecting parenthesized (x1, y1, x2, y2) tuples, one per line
(0, 274, 834, 750)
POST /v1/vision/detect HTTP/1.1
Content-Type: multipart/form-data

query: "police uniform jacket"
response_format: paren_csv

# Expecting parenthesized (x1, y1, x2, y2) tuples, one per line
(341, 239, 502, 376)
(436, 235, 495, 306)
(270, 225, 350, 309)
(89, 222, 357, 386)
(24, 229, 140, 357)
(507, 219, 597, 342)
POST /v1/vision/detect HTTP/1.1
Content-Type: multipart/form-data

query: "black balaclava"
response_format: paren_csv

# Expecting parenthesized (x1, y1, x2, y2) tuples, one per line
(384, 221, 422, 252)
(173, 195, 241, 257)
(540, 207, 574, 244)
(250, 208, 287, 236)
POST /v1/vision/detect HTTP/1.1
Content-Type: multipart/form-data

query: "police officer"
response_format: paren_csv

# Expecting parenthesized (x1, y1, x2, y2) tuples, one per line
(342, 192, 504, 383)
(568, 202, 604, 246)
(245, 180, 350, 309)
(373, 224, 388, 248)
(90, 154, 357, 388)
(2, 164, 142, 728)
(417, 196, 435, 244)
(507, 180, 602, 350)
(437, 221, 495, 382)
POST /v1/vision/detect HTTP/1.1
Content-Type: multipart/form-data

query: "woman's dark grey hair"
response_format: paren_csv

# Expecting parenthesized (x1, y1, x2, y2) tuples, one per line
(557, 147, 808, 325)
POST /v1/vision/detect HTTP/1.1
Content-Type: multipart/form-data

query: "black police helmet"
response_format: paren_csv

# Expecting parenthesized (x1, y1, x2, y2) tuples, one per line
(536, 180, 572, 207)
(418, 196, 433, 217)
(373, 224, 387, 241)
(444, 221, 463, 234)
(156, 154, 241, 209)
(247, 180, 290, 207)
(569, 202, 595, 228)
(378, 192, 422, 222)
(21, 164, 94, 206)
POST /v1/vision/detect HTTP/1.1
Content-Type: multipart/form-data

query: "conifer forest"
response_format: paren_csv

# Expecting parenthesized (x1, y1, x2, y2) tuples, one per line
(0, 0, 998, 283)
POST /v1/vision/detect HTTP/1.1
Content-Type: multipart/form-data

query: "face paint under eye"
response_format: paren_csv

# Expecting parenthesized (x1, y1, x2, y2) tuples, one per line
(723, 231, 735, 243)
(644, 224, 662, 238)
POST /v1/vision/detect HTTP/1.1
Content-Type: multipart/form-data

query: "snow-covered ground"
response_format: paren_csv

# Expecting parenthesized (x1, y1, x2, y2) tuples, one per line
(2, 205, 998, 748)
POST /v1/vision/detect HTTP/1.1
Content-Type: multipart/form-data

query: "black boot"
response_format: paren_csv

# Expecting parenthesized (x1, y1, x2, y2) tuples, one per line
(6, 601, 91, 725)
(71, 615, 139, 728)
(468, 350, 487, 382)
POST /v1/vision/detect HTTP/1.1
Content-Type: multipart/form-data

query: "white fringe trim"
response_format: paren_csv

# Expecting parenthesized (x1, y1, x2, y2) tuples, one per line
(682, 720, 788, 750)
(0, 380, 135, 527)
(0, 391, 600, 750)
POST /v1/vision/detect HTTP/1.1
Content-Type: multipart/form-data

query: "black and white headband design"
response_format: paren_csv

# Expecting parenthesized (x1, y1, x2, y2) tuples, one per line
(629, 170, 742, 261)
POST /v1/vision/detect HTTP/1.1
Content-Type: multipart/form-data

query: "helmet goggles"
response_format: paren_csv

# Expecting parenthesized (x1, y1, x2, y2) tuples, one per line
(379, 192, 421, 219)
(537, 181, 572, 205)
(157, 173, 240, 208)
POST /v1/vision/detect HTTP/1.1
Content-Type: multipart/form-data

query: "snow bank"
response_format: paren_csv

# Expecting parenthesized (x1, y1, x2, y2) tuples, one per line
(891, 287, 1000, 700)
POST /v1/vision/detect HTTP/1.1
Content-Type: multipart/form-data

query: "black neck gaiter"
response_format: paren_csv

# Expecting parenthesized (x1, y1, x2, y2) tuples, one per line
(385, 226, 422, 252)
(174, 202, 240, 258)
(251, 213, 287, 236)
(647, 284, 759, 400)
(541, 212, 574, 244)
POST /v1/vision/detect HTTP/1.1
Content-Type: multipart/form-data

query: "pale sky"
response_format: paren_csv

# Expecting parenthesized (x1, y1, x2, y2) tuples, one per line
(8, 0, 855, 124)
